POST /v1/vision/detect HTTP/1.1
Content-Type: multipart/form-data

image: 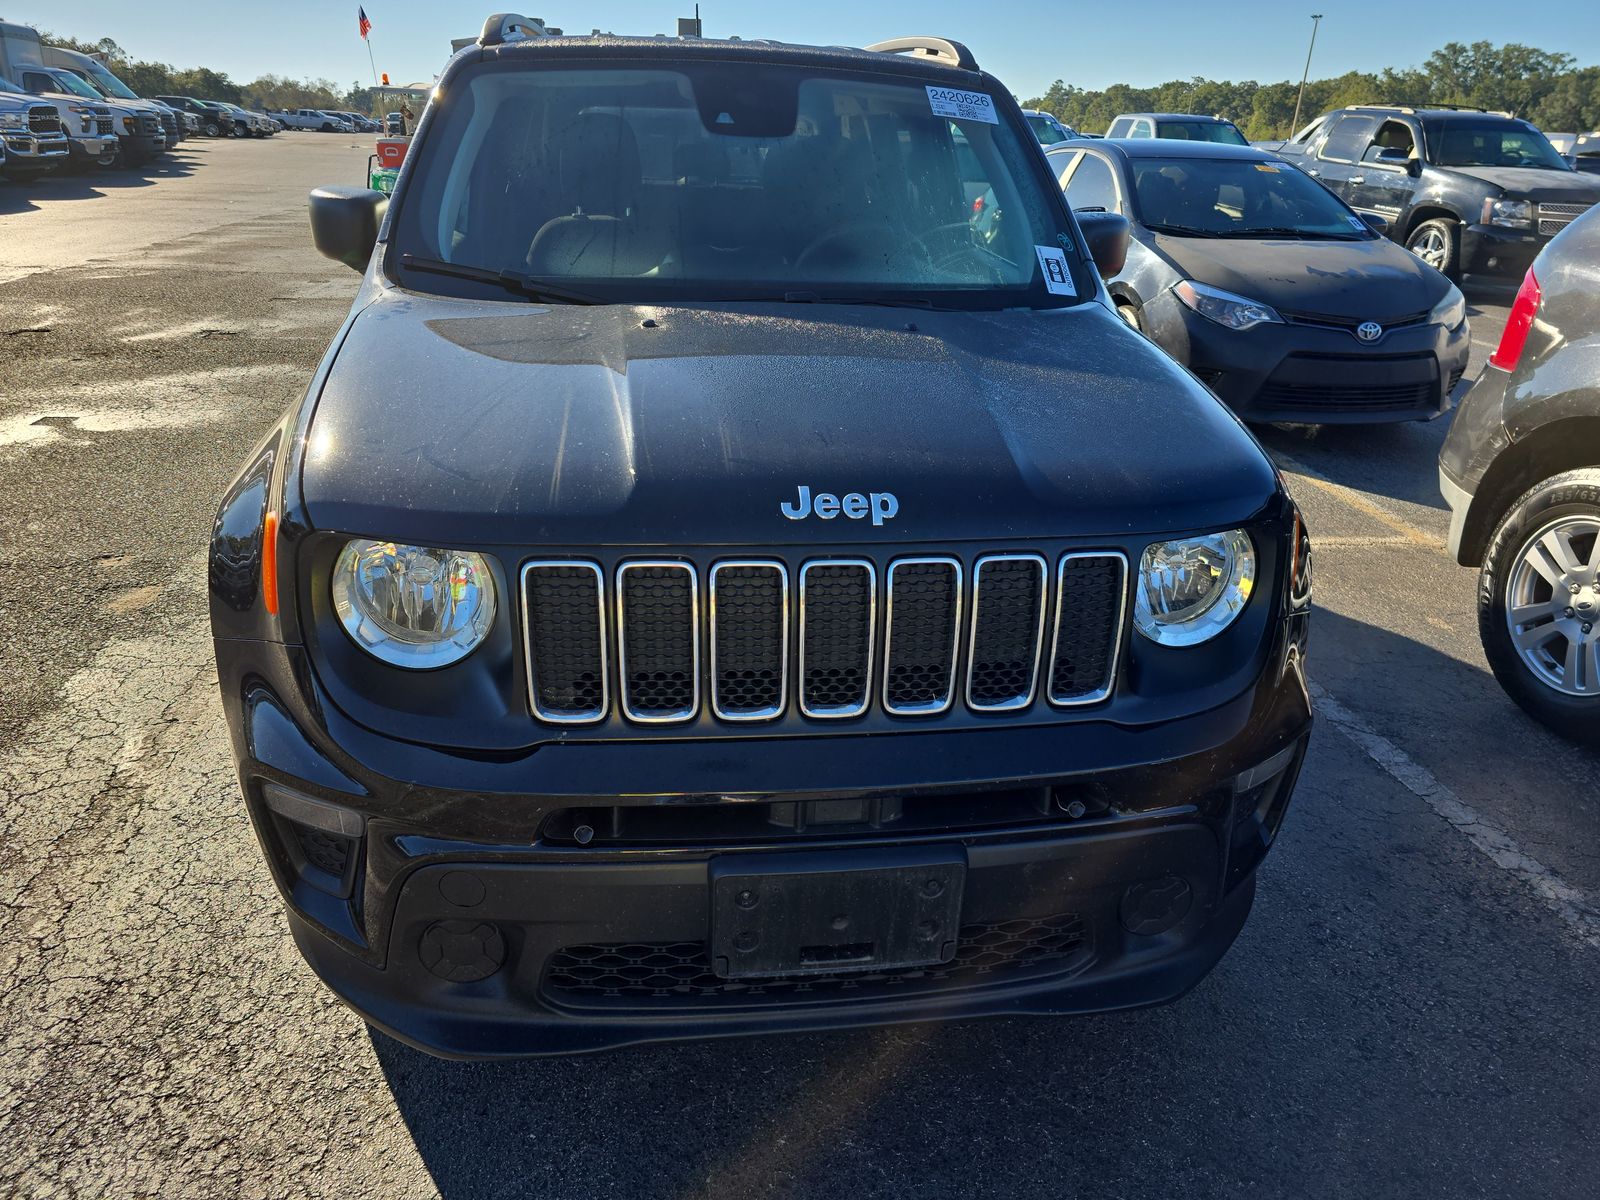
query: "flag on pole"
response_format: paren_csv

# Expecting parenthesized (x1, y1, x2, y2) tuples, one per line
(358, 7, 372, 39)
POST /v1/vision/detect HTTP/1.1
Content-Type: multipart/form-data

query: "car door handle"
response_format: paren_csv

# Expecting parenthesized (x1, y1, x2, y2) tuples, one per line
(1349, 175, 1366, 184)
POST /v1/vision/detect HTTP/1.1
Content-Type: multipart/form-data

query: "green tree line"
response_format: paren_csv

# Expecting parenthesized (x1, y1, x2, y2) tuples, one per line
(1025, 41, 1600, 140)
(39, 31, 386, 116)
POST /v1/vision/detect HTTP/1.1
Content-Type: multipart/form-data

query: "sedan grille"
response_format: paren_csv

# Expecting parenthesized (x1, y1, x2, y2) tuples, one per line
(521, 549, 1128, 728)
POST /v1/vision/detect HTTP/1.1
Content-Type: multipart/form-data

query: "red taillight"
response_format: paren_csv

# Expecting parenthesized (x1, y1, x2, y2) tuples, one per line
(1489, 269, 1541, 372)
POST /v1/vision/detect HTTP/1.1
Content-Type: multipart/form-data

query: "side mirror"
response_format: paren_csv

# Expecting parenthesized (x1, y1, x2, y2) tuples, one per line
(1360, 212, 1391, 235)
(309, 185, 387, 272)
(1075, 210, 1131, 279)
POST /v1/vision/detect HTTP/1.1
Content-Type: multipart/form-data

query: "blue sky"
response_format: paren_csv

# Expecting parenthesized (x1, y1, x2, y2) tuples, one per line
(11, 1, 1599, 97)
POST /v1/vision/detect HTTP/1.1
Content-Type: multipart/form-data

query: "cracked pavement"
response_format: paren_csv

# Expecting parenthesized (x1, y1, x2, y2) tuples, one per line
(2, 137, 1598, 1200)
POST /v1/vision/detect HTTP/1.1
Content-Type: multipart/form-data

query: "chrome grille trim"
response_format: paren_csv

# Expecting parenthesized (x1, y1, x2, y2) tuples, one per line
(1047, 552, 1128, 707)
(965, 553, 1048, 713)
(616, 561, 700, 724)
(709, 560, 789, 722)
(882, 556, 962, 716)
(798, 559, 877, 720)
(520, 560, 608, 725)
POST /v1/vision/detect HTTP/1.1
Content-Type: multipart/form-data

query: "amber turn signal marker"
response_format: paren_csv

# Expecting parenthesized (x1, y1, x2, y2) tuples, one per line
(262, 512, 280, 615)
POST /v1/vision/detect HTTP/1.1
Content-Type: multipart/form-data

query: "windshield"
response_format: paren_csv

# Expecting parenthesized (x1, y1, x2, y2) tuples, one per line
(45, 71, 102, 101)
(1026, 113, 1068, 145)
(83, 62, 139, 100)
(392, 61, 1087, 309)
(1130, 156, 1369, 238)
(0, 75, 24, 95)
(1154, 120, 1248, 145)
(1425, 120, 1568, 170)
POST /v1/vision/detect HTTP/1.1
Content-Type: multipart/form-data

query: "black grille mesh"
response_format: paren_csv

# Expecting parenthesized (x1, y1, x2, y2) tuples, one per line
(884, 561, 959, 710)
(712, 565, 785, 717)
(28, 107, 61, 134)
(620, 565, 696, 717)
(524, 566, 605, 718)
(293, 824, 351, 877)
(1050, 556, 1124, 702)
(1259, 379, 1436, 411)
(968, 558, 1044, 708)
(801, 564, 873, 714)
(545, 913, 1090, 1007)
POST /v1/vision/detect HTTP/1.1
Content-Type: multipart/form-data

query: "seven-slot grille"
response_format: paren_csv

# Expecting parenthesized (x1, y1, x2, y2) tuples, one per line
(522, 551, 1127, 726)
(1538, 202, 1592, 237)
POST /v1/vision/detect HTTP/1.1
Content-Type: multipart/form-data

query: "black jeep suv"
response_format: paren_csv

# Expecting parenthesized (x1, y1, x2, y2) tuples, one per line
(210, 17, 1312, 1058)
(1269, 105, 1600, 281)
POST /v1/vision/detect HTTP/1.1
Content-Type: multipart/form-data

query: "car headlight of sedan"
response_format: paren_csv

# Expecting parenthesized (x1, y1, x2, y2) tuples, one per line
(1428, 283, 1467, 331)
(1481, 197, 1534, 228)
(1134, 529, 1256, 647)
(1174, 279, 1283, 331)
(331, 539, 496, 668)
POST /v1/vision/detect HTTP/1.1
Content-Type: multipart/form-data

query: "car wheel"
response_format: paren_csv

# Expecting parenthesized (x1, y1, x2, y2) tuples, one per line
(1406, 218, 1460, 280)
(1479, 468, 1600, 744)
(1115, 301, 1145, 334)
(204, 121, 220, 137)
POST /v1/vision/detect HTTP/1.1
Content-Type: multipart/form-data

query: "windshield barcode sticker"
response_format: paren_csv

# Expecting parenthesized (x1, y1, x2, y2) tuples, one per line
(927, 85, 999, 125)
(1034, 245, 1077, 296)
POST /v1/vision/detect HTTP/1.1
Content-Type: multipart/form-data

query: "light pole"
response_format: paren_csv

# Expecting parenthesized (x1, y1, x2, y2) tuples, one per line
(1289, 14, 1324, 140)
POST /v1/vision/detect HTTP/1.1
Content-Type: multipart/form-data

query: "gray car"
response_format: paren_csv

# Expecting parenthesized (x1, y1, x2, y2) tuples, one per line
(1439, 203, 1600, 742)
(1049, 138, 1470, 423)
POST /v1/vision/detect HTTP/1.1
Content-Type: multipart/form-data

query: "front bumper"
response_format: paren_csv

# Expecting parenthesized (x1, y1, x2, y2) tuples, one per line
(0, 130, 69, 170)
(216, 607, 1310, 1058)
(1461, 222, 1543, 281)
(1144, 291, 1470, 424)
(66, 134, 119, 166)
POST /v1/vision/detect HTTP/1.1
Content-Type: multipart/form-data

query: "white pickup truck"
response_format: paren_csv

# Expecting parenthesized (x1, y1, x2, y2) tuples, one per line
(276, 108, 353, 132)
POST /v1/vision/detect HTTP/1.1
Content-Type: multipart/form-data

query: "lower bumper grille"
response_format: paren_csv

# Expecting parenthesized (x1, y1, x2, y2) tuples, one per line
(521, 548, 1128, 728)
(544, 912, 1091, 1008)
(1259, 379, 1437, 410)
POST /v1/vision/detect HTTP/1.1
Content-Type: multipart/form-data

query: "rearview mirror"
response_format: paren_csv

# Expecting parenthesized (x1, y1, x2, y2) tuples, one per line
(309, 186, 387, 272)
(1074, 211, 1131, 279)
(1360, 212, 1391, 235)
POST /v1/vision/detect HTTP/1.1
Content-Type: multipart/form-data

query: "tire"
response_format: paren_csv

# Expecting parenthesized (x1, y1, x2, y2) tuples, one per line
(204, 121, 220, 137)
(1115, 301, 1145, 334)
(1478, 467, 1600, 744)
(1406, 217, 1460, 281)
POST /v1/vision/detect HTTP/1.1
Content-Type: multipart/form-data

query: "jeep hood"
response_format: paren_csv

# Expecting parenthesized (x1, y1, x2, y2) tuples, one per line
(1148, 232, 1449, 322)
(299, 291, 1277, 546)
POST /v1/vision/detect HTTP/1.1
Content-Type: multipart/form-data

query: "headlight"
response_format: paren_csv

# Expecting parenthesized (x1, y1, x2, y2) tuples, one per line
(1428, 283, 1467, 330)
(1482, 197, 1533, 228)
(331, 540, 496, 668)
(1134, 529, 1256, 646)
(0, 112, 25, 129)
(1174, 279, 1282, 331)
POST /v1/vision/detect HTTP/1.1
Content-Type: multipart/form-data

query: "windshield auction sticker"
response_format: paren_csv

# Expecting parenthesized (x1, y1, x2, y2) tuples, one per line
(926, 85, 999, 124)
(1034, 245, 1077, 295)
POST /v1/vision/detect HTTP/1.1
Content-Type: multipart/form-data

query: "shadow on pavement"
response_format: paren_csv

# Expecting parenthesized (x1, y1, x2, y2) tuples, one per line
(0, 148, 202, 208)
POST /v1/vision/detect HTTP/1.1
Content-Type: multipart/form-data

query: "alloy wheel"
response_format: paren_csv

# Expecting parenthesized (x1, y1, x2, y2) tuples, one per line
(1410, 228, 1447, 270)
(1505, 516, 1600, 695)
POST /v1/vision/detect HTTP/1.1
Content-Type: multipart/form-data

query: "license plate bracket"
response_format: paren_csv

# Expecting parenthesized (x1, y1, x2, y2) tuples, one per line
(709, 849, 966, 979)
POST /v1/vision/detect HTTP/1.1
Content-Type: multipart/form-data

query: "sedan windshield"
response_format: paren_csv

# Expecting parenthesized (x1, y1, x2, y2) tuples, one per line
(1155, 121, 1248, 145)
(1131, 156, 1368, 238)
(1425, 121, 1569, 170)
(391, 61, 1086, 309)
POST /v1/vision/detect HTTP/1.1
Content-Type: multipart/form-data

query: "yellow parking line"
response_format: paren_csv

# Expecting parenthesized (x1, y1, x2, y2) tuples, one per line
(1274, 452, 1435, 547)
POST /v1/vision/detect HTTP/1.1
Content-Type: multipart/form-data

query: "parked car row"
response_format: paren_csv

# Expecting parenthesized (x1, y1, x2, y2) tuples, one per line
(266, 108, 380, 133)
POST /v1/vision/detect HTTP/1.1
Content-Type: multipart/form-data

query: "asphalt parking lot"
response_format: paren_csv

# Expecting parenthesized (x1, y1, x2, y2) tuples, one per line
(2, 137, 1597, 1199)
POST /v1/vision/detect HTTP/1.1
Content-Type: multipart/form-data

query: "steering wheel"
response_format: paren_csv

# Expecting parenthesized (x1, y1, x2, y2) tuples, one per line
(910, 221, 986, 270)
(794, 221, 922, 277)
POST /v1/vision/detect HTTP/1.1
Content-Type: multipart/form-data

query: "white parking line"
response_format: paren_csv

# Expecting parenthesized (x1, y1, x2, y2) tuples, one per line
(1311, 681, 1600, 948)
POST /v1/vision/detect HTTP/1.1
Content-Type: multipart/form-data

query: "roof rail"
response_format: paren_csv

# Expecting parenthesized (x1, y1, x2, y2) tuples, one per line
(1360, 102, 1512, 116)
(479, 12, 550, 47)
(864, 36, 978, 71)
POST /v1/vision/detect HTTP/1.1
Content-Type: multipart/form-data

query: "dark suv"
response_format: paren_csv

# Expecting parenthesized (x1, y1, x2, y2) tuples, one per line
(212, 16, 1312, 1058)
(1269, 105, 1600, 281)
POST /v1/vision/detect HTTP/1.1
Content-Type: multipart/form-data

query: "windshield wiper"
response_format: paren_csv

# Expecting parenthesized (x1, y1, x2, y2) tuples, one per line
(1214, 227, 1361, 240)
(1143, 222, 1223, 238)
(398, 254, 601, 305)
(779, 291, 940, 310)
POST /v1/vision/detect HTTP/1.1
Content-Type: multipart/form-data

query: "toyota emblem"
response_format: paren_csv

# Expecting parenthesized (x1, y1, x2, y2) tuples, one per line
(1356, 321, 1383, 343)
